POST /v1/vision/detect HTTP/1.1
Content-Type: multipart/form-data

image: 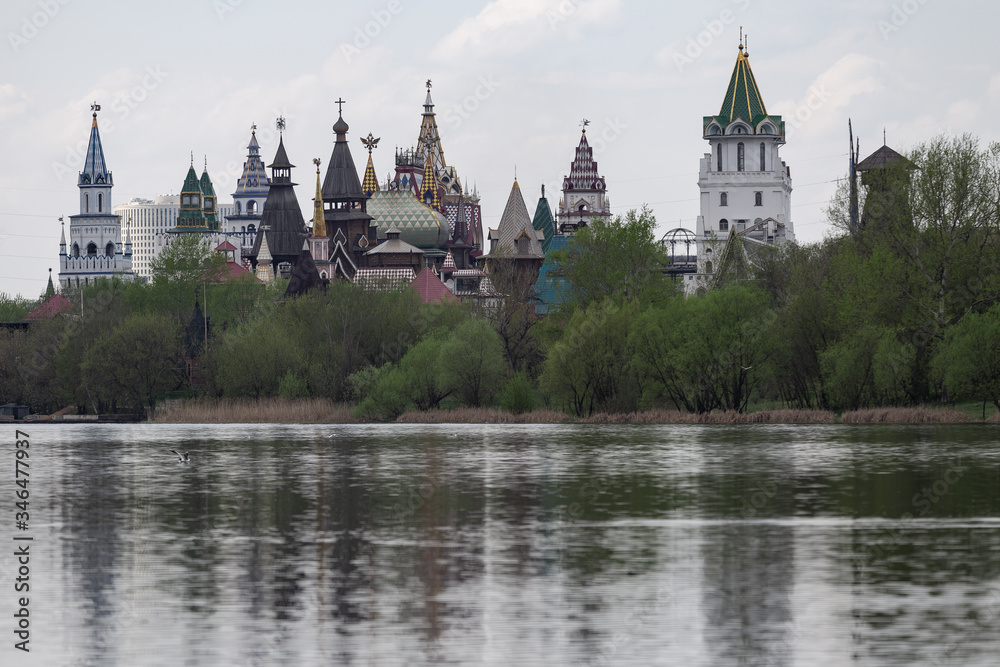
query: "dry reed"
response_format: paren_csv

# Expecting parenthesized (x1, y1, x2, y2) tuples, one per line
(153, 397, 357, 424)
(838, 407, 972, 424)
(395, 408, 572, 424)
(580, 409, 836, 424)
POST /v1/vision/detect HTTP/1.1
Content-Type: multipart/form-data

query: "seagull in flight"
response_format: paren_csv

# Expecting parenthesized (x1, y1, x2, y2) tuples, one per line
(170, 450, 190, 463)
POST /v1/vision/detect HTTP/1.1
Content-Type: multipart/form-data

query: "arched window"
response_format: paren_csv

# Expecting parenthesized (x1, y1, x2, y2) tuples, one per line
(248, 223, 256, 235)
(737, 143, 745, 172)
(719, 219, 729, 232)
(182, 195, 190, 205)
(87, 242, 97, 257)
(105, 242, 115, 257)
(755, 192, 762, 206)
(716, 144, 722, 172)
(98, 193, 103, 212)
(72, 243, 80, 258)
(84, 194, 89, 212)
(235, 201, 241, 215)
(248, 200, 257, 214)
(720, 192, 728, 206)
(705, 261, 713, 274)
(760, 143, 766, 171)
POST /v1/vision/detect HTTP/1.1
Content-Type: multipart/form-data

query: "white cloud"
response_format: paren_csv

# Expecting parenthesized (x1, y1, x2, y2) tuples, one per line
(431, 0, 621, 61)
(0, 84, 29, 121)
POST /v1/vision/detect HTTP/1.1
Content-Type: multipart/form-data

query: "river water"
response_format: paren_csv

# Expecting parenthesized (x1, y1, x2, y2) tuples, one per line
(3, 423, 1000, 666)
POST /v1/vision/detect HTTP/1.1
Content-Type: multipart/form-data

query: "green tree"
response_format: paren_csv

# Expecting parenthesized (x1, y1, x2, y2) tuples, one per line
(542, 299, 639, 416)
(439, 318, 507, 407)
(549, 206, 671, 309)
(935, 306, 1000, 411)
(80, 313, 183, 414)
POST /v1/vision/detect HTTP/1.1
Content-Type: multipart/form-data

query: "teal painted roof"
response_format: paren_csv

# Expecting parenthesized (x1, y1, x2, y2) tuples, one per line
(367, 190, 447, 250)
(532, 191, 555, 253)
(534, 235, 570, 315)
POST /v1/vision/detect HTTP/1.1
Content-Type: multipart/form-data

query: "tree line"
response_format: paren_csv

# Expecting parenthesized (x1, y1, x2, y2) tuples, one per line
(2, 134, 1000, 418)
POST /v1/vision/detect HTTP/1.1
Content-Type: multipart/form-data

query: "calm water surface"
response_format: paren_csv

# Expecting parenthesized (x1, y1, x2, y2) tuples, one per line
(4, 423, 1000, 666)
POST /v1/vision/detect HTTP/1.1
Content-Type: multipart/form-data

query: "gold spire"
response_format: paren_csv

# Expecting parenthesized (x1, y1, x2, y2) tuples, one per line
(419, 151, 440, 209)
(312, 158, 326, 238)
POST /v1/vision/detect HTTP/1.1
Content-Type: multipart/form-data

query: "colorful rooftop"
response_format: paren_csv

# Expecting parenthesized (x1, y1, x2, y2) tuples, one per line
(367, 190, 447, 250)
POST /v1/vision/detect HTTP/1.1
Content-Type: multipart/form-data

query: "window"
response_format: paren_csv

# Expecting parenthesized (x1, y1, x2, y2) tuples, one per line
(106, 242, 115, 257)
(85, 194, 89, 212)
(182, 195, 190, 205)
(235, 201, 241, 215)
(72, 243, 80, 258)
(706, 261, 713, 273)
(716, 144, 722, 172)
(248, 200, 257, 214)
(737, 143, 745, 172)
(755, 192, 762, 206)
(87, 242, 97, 257)
(720, 192, 728, 206)
(719, 219, 729, 232)
(98, 193, 103, 212)
(760, 143, 766, 171)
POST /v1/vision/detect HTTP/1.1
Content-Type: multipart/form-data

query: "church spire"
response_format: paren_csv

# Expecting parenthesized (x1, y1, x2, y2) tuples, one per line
(420, 148, 440, 209)
(80, 102, 111, 187)
(312, 158, 326, 238)
(361, 132, 380, 197)
(718, 39, 769, 125)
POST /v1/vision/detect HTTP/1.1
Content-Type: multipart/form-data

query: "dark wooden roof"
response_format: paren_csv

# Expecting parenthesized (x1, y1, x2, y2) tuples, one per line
(856, 145, 916, 172)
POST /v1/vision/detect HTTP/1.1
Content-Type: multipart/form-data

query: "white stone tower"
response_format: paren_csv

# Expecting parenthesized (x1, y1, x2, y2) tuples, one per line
(59, 103, 134, 290)
(695, 40, 793, 281)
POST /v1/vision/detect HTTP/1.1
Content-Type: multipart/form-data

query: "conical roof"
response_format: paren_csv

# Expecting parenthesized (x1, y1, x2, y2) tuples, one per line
(718, 46, 768, 125)
(252, 139, 307, 263)
(362, 153, 379, 197)
(322, 113, 364, 201)
(199, 168, 216, 197)
(492, 179, 544, 258)
(181, 165, 200, 194)
(532, 187, 555, 253)
(234, 129, 270, 196)
(856, 144, 917, 172)
(312, 165, 326, 237)
(80, 112, 111, 186)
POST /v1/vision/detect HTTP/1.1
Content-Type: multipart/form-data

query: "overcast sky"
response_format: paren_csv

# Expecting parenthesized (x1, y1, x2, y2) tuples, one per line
(1, 0, 995, 298)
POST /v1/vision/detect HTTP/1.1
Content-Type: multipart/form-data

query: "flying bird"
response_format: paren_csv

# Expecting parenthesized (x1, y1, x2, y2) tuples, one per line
(170, 450, 190, 463)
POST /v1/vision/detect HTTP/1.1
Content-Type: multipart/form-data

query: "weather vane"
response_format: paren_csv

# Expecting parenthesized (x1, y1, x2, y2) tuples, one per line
(276, 116, 286, 133)
(581, 118, 590, 130)
(426, 79, 432, 90)
(91, 101, 100, 113)
(361, 133, 381, 155)
(251, 122, 257, 133)
(313, 157, 322, 172)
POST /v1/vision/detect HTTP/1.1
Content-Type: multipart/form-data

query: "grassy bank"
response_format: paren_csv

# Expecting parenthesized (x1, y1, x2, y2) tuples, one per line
(151, 398, 998, 425)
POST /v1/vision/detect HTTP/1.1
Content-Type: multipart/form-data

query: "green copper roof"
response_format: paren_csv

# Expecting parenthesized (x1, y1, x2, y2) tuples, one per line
(367, 190, 447, 249)
(181, 166, 200, 194)
(719, 48, 767, 125)
(199, 170, 216, 197)
(532, 190, 555, 253)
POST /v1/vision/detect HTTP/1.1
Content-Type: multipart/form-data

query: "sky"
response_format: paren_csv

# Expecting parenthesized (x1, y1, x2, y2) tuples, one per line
(1, 0, 997, 299)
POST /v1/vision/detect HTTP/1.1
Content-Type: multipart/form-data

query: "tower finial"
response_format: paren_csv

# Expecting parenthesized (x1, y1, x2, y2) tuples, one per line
(884, 127, 887, 146)
(190, 151, 193, 167)
(361, 132, 381, 156)
(426, 78, 432, 90)
(251, 122, 257, 135)
(204, 154, 207, 172)
(313, 157, 321, 173)
(335, 98, 345, 115)
(276, 116, 286, 134)
(581, 118, 590, 133)
(739, 26, 743, 50)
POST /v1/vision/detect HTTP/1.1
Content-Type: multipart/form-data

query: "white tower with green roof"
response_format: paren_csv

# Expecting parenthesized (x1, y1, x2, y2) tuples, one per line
(694, 39, 794, 285)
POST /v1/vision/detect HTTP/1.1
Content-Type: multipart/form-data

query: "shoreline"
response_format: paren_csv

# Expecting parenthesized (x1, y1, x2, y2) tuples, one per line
(129, 398, 1000, 425)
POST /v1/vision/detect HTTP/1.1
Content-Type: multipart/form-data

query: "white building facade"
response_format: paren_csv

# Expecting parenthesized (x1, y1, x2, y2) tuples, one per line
(692, 42, 794, 288)
(116, 196, 237, 280)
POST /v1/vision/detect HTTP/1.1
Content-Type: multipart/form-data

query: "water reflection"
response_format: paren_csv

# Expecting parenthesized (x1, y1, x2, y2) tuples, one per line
(10, 423, 1000, 665)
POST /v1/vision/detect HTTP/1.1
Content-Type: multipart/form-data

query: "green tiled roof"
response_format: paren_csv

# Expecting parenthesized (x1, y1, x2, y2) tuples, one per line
(704, 48, 784, 138)
(367, 190, 447, 250)
(532, 191, 555, 254)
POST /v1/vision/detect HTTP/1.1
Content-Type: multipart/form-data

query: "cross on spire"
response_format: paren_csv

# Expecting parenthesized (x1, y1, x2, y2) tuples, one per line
(335, 97, 345, 114)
